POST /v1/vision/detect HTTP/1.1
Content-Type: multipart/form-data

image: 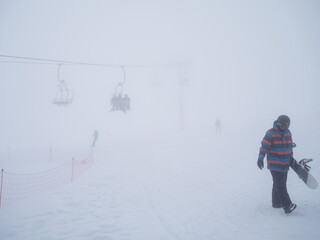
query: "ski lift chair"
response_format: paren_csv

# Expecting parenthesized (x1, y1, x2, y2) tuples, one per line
(52, 80, 73, 107)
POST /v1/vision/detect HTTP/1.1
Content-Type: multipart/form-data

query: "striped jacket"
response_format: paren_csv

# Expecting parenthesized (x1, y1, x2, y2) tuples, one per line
(258, 123, 293, 172)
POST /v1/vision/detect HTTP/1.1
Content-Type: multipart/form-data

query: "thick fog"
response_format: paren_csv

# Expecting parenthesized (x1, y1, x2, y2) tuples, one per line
(1, 0, 320, 159)
(1, 1, 320, 239)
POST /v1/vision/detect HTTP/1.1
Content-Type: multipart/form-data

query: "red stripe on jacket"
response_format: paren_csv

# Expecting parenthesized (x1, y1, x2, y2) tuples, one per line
(269, 150, 292, 155)
(267, 160, 290, 165)
(273, 140, 292, 145)
(270, 133, 291, 138)
(262, 139, 271, 146)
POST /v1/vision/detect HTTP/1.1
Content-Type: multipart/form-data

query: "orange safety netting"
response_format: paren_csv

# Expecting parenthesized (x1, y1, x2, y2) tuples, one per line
(0, 152, 94, 207)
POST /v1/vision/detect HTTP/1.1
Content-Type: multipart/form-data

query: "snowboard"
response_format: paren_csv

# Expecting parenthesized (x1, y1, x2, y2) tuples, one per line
(290, 158, 318, 189)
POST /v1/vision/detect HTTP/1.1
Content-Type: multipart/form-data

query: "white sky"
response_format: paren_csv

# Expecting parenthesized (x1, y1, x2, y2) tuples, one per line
(0, 0, 320, 152)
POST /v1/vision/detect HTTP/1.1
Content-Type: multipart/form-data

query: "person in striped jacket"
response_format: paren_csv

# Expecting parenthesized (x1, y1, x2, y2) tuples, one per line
(257, 115, 297, 214)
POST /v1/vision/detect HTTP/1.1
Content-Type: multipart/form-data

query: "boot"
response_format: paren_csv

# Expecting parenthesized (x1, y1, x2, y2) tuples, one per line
(284, 203, 297, 214)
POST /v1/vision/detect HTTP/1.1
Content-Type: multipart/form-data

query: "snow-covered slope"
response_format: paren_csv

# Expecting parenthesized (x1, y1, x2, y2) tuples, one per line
(1, 129, 319, 240)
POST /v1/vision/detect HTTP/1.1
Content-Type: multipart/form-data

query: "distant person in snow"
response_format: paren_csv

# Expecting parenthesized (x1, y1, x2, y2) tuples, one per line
(91, 129, 99, 147)
(257, 115, 296, 214)
(215, 118, 222, 133)
(116, 94, 122, 111)
(123, 94, 130, 111)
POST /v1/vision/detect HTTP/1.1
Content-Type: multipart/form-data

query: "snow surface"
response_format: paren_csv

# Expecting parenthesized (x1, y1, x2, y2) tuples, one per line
(1, 127, 319, 240)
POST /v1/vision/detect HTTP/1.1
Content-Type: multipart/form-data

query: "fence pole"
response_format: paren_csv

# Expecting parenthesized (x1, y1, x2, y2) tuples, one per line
(71, 157, 74, 182)
(0, 169, 4, 208)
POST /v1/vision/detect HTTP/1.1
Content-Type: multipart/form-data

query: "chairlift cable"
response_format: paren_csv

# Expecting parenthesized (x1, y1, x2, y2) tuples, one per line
(0, 60, 53, 65)
(0, 54, 173, 68)
(0, 54, 119, 67)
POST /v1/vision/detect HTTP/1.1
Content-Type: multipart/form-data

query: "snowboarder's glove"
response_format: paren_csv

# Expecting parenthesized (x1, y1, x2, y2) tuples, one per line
(257, 159, 264, 170)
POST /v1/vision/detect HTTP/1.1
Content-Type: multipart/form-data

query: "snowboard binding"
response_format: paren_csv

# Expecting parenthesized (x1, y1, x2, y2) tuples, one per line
(298, 158, 313, 172)
(291, 143, 313, 171)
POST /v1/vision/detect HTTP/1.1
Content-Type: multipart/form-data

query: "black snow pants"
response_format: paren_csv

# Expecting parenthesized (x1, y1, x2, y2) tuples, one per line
(270, 170, 292, 208)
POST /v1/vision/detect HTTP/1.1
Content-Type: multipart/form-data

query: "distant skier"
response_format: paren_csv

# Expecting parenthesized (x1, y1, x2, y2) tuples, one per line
(257, 115, 296, 214)
(91, 129, 99, 147)
(215, 118, 222, 133)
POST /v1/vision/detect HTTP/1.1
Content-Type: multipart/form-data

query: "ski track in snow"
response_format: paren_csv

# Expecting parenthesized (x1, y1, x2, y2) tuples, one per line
(0, 132, 320, 240)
